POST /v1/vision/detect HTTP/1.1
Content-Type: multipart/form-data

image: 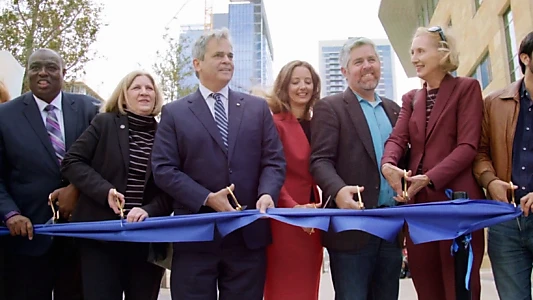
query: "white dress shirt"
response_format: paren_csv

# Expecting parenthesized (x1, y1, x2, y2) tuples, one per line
(33, 92, 66, 142)
(198, 83, 229, 119)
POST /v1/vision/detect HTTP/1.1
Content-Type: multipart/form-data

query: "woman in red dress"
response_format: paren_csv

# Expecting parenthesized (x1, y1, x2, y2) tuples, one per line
(263, 60, 323, 300)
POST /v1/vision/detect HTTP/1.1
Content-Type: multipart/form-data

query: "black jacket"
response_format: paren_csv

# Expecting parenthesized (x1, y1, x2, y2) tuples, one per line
(61, 112, 172, 222)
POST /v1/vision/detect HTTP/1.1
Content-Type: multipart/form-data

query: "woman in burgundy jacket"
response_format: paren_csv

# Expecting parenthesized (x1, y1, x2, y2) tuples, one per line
(381, 27, 485, 300)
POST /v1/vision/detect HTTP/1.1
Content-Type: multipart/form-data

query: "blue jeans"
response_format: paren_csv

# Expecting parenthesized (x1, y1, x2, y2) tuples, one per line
(488, 214, 533, 300)
(328, 235, 402, 300)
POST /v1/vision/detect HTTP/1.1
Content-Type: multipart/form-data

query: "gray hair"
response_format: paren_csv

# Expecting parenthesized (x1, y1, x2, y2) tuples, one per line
(192, 27, 232, 61)
(339, 37, 378, 69)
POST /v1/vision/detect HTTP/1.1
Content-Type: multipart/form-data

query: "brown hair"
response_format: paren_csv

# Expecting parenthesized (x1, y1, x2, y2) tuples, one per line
(266, 60, 321, 120)
(102, 70, 164, 115)
(0, 81, 10, 103)
(413, 26, 459, 73)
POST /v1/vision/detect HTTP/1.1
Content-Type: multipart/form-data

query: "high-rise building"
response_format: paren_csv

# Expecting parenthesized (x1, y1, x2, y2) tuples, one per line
(228, 0, 274, 92)
(379, 0, 533, 94)
(178, 0, 274, 93)
(178, 24, 205, 88)
(318, 39, 396, 100)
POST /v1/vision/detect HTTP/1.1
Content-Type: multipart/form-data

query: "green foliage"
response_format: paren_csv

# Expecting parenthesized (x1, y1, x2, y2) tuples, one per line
(0, 0, 104, 91)
(152, 33, 196, 103)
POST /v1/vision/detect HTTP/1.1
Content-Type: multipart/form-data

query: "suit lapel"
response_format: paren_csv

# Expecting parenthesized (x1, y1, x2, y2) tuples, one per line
(22, 93, 58, 167)
(62, 92, 78, 150)
(188, 89, 227, 155)
(343, 89, 377, 165)
(426, 74, 456, 139)
(227, 89, 244, 162)
(412, 89, 427, 141)
(381, 98, 399, 125)
(114, 114, 130, 171)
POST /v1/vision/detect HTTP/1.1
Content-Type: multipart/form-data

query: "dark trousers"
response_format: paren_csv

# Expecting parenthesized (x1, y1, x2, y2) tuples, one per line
(328, 235, 402, 300)
(171, 245, 267, 300)
(79, 239, 164, 300)
(4, 237, 83, 300)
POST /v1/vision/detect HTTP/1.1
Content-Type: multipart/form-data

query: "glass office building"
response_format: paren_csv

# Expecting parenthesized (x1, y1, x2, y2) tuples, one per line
(179, 1, 274, 93)
(318, 39, 396, 100)
(228, 0, 274, 92)
(178, 24, 205, 88)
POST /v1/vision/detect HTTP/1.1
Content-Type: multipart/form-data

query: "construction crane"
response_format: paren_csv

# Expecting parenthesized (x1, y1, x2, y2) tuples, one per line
(204, 0, 214, 31)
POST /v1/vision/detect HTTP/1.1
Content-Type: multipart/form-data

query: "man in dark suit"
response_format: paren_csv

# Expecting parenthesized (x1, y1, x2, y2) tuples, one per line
(310, 37, 403, 299)
(151, 27, 286, 300)
(0, 48, 99, 300)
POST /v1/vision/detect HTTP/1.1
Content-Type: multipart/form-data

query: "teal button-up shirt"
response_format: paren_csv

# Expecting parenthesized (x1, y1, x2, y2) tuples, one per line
(355, 92, 396, 207)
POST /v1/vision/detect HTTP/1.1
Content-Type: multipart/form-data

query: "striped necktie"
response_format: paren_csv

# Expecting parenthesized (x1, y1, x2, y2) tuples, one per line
(44, 105, 65, 163)
(212, 93, 228, 149)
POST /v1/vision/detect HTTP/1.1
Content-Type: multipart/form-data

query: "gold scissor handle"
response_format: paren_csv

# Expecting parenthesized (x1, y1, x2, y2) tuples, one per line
(112, 189, 124, 219)
(226, 186, 243, 211)
(48, 194, 59, 223)
(510, 181, 516, 207)
(356, 186, 364, 208)
(402, 170, 409, 199)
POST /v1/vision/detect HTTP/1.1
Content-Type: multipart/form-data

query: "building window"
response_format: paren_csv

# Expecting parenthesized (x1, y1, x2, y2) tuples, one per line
(475, 0, 483, 10)
(503, 7, 520, 82)
(469, 54, 492, 90)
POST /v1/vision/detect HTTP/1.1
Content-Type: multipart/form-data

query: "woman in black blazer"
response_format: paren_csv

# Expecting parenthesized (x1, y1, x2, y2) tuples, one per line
(61, 70, 172, 300)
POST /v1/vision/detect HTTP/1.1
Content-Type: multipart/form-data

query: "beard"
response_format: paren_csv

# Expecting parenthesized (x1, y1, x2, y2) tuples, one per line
(359, 77, 379, 91)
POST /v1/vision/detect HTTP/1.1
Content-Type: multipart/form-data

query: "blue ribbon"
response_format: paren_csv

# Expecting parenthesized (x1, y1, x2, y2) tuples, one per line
(0, 200, 521, 246)
(445, 189, 473, 291)
(451, 234, 473, 291)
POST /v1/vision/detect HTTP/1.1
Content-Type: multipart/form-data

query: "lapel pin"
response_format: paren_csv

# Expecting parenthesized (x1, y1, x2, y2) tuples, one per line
(236, 103, 241, 107)
(120, 125, 125, 129)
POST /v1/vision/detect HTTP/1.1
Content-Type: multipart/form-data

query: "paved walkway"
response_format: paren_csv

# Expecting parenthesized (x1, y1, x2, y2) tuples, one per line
(157, 268, 502, 299)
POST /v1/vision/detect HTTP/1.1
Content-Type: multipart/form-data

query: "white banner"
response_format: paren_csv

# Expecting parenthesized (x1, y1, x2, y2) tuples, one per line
(0, 51, 24, 100)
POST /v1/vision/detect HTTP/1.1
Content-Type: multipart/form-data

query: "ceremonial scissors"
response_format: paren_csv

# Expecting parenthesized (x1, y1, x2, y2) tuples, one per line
(226, 186, 247, 211)
(112, 189, 125, 227)
(402, 170, 409, 200)
(356, 186, 364, 209)
(48, 194, 60, 224)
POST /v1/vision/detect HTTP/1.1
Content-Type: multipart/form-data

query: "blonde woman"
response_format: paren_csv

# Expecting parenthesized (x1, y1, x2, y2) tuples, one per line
(61, 70, 172, 300)
(381, 27, 484, 300)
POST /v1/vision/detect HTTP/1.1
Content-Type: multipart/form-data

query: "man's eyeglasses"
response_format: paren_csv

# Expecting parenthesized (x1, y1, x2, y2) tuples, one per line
(428, 26, 447, 43)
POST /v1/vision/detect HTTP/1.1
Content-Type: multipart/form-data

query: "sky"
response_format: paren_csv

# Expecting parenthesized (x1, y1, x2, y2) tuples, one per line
(82, 0, 421, 101)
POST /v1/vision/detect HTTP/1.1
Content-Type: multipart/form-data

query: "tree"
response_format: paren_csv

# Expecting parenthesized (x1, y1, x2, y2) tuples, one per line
(152, 33, 197, 103)
(0, 0, 104, 91)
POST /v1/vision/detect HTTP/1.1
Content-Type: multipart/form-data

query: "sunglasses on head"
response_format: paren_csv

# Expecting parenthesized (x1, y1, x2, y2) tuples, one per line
(428, 26, 447, 43)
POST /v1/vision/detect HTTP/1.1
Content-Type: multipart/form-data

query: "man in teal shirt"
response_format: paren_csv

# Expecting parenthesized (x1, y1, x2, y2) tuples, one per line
(356, 93, 397, 207)
(310, 36, 403, 299)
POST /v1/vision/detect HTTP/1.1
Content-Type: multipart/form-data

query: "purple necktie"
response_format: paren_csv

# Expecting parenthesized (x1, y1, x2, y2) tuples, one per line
(44, 105, 65, 163)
